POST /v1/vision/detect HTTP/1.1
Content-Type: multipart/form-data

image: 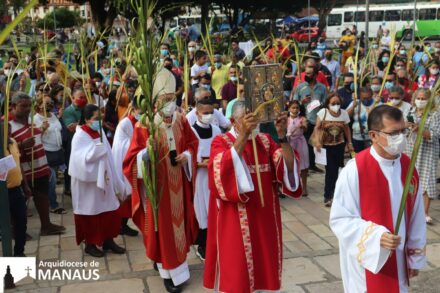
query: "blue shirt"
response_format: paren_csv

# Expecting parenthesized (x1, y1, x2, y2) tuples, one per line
(293, 82, 327, 125)
(413, 52, 429, 77)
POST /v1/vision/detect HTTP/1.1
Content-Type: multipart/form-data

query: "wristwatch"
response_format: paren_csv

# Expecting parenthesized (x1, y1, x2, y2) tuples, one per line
(278, 136, 288, 144)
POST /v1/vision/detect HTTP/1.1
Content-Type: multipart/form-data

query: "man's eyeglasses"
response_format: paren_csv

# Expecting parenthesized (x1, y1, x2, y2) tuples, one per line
(375, 129, 410, 137)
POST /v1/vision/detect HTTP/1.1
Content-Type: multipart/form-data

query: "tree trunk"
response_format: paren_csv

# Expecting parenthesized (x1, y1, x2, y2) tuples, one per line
(89, 1, 117, 38)
(200, 0, 210, 36)
(232, 5, 239, 27)
(314, 0, 336, 37)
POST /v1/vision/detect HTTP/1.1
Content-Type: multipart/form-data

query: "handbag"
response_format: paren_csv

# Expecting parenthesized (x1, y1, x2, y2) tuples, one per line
(45, 149, 65, 167)
(309, 109, 327, 147)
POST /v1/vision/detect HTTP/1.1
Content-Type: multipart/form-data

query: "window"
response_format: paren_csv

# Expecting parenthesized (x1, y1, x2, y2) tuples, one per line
(355, 11, 365, 22)
(402, 9, 416, 21)
(419, 8, 436, 20)
(328, 14, 342, 26)
(385, 10, 401, 21)
(437, 9, 440, 20)
(369, 11, 384, 22)
(344, 12, 354, 22)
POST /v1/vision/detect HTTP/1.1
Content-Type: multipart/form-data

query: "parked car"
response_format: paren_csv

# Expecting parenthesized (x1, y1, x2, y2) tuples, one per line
(290, 27, 326, 42)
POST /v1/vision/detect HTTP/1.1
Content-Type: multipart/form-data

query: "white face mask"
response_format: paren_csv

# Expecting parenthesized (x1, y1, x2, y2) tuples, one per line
(389, 98, 401, 106)
(200, 113, 214, 125)
(430, 68, 439, 75)
(3, 69, 10, 76)
(95, 81, 102, 87)
(330, 105, 341, 113)
(379, 132, 407, 156)
(188, 47, 196, 53)
(161, 101, 177, 117)
(415, 99, 428, 109)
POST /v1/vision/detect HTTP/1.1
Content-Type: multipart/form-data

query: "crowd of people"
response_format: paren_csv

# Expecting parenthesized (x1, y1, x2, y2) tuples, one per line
(0, 23, 439, 292)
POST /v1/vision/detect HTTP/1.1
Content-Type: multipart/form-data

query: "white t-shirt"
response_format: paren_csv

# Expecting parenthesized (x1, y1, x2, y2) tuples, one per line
(190, 64, 209, 85)
(395, 101, 412, 119)
(317, 108, 351, 124)
(33, 113, 63, 152)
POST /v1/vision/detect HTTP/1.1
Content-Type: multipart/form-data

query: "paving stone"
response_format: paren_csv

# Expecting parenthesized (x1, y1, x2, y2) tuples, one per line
(284, 221, 311, 235)
(308, 224, 334, 238)
(284, 241, 312, 254)
(282, 227, 298, 241)
(300, 233, 332, 251)
(60, 278, 145, 293)
(60, 250, 83, 262)
(25, 240, 39, 254)
(39, 235, 60, 246)
(314, 254, 342, 279)
(305, 281, 344, 293)
(323, 236, 339, 248)
(124, 235, 145, 251)
(281, 257, 326, 285)
(108, 259, 131, 274)
(426, 243, 440, 268)
(60, 236, 78, 251)
(38, 245, 59, 260)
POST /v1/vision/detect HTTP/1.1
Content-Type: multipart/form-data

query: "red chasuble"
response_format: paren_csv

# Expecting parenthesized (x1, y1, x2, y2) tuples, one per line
(119, 114, 138, 219)
(204, 132, 302, 293)
(123, 113, 199, 270)
(356, 148, 419, 293)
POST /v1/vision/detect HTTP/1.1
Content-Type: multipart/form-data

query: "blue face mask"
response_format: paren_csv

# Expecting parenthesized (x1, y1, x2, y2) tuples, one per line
(382, 56, 389, 63)
(350, 82, 356, 92)
(362, 99, 373, 106)
(215, 62, 222, 68)
(135, 113, 142, 121)
(90, 120, 101, 132)
(173, 59, 179, 67)
(385, 81, 394, 89)
(160, 49, 169, 56)
(202, 84, 211, 90)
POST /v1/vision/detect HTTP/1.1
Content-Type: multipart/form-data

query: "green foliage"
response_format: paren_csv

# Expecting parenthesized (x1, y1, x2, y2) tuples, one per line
(36, 7, 84, 29)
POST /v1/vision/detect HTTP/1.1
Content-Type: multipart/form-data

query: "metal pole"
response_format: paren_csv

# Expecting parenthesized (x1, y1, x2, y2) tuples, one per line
(365, 0, 369, 49)
(308, 0, 311, 42)
(0, 125, 13, 257)
(412, 0, 416, 44)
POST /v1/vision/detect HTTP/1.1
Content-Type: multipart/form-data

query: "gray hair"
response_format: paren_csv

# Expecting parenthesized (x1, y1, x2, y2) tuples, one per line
(412, 88, 431, 105)
(194, 87, 210, 102)
(231, 99, 246, 120)
(11, 91, 31, 104)
(388, 86, 404, 97)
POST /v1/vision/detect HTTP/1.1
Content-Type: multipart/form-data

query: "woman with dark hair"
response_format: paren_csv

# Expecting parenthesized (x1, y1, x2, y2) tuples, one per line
(69, 104, 126, 257)
(103, 89, 119, 145)
(313, 93, 353, 206)
(418, 59, 440, 89)
(377, 50, 395, 77)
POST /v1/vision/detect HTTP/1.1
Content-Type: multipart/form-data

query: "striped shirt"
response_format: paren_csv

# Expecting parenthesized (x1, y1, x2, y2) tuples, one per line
(10, 120, 50, 181)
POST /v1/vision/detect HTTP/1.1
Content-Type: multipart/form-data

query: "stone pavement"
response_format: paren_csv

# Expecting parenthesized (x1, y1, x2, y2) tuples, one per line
(2, 171, 440, 293)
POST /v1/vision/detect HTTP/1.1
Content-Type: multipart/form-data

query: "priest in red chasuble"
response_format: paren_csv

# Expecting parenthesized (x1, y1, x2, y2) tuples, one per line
(204, 100, 302, 293)
(123, 68, 199, 293)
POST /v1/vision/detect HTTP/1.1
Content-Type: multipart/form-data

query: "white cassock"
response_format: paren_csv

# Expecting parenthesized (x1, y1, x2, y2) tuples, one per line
(329, 147, 426, 293)
(69, 127, 125, 215)
(191, 121, 221, 228)
(112, 116, 134, 200)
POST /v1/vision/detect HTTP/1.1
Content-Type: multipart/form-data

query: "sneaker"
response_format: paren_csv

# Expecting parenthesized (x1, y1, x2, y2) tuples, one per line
(324, 198, 333, 207)
(196, 245, 205, 261)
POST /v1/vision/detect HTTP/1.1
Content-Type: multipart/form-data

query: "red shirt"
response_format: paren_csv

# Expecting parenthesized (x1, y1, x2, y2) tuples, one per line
(293, 71, 329, 89)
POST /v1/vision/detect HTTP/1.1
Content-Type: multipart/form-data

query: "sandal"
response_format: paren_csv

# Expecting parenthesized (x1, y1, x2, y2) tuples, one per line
(50, 207, 67, 214)
(425, 216, 433, 225)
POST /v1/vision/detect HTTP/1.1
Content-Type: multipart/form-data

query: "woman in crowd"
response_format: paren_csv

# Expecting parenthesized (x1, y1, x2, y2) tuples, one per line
(314, 93, 353, 206)
(406, 88, 440, 224)
(418, 59, 440, 89)
(34, 94, 66, 214)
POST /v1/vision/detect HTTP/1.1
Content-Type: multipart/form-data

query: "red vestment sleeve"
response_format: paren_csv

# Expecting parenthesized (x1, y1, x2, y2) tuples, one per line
(208, 135, 249, 204)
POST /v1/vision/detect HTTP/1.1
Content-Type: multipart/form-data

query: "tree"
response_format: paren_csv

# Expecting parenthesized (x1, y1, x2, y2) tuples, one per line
(312, 0, 337, 37)
(36, 7, 84, 29)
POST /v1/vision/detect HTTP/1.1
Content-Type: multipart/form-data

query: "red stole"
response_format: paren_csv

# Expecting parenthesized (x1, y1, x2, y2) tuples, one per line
(127, 114, 137, 127)
(81, 125, 100, 139)
(356, 148, 418, 293)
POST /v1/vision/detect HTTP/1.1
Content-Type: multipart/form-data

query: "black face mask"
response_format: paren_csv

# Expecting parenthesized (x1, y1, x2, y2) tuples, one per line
(164, 65, 173, 71)
(398, 77, 406, 85)
(344, 83, 352, 91)
(325, 54, 332, 60)
(310, 46, 317, 50)
(304, 75, 313, 83)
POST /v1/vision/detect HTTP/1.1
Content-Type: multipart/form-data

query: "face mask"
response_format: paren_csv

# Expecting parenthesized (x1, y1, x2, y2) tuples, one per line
(215, 62, 222, 68)
(399, 50, 406, 55)
(75, 99, 87, 108)
(310, 46, 317, 50)
(379, 132, 407, 156)
(362, 99, 373, 106)
(161, 101, 176, 117)
(188, 47, 196, 53)
(344, 83, 353, 91)
(164, 65, 173, 71)
(135, 113, 142, 120)
(430, 68, 439, 75)
(102, 68, 110, 75)
(415, 99, 428, 109)
(395, 65, 404, 71)
(200, 113, 214, 125)
(173, 60, 179, 67)
(398, 77, 406, 85)
(436, 48, 440, 53)
(382, 56, 389, 63)
(3, 69, 10, 76)
(95, 81, 102, 88)
(160, 49, 169, 56)
(371, 84, 381, 92)
(330, 104, 340, 113)
(385, 81, 394, 90)
(305, 75, 313, 83)
(325, 54, 332, 60)
(350, 82, 356, 92)
(230, 76, 237, 82)
(389, 98, 401, 106)
(90, 120, 101, 132)
(372, 44, 378, 49)
(202, 84, 211, 90)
